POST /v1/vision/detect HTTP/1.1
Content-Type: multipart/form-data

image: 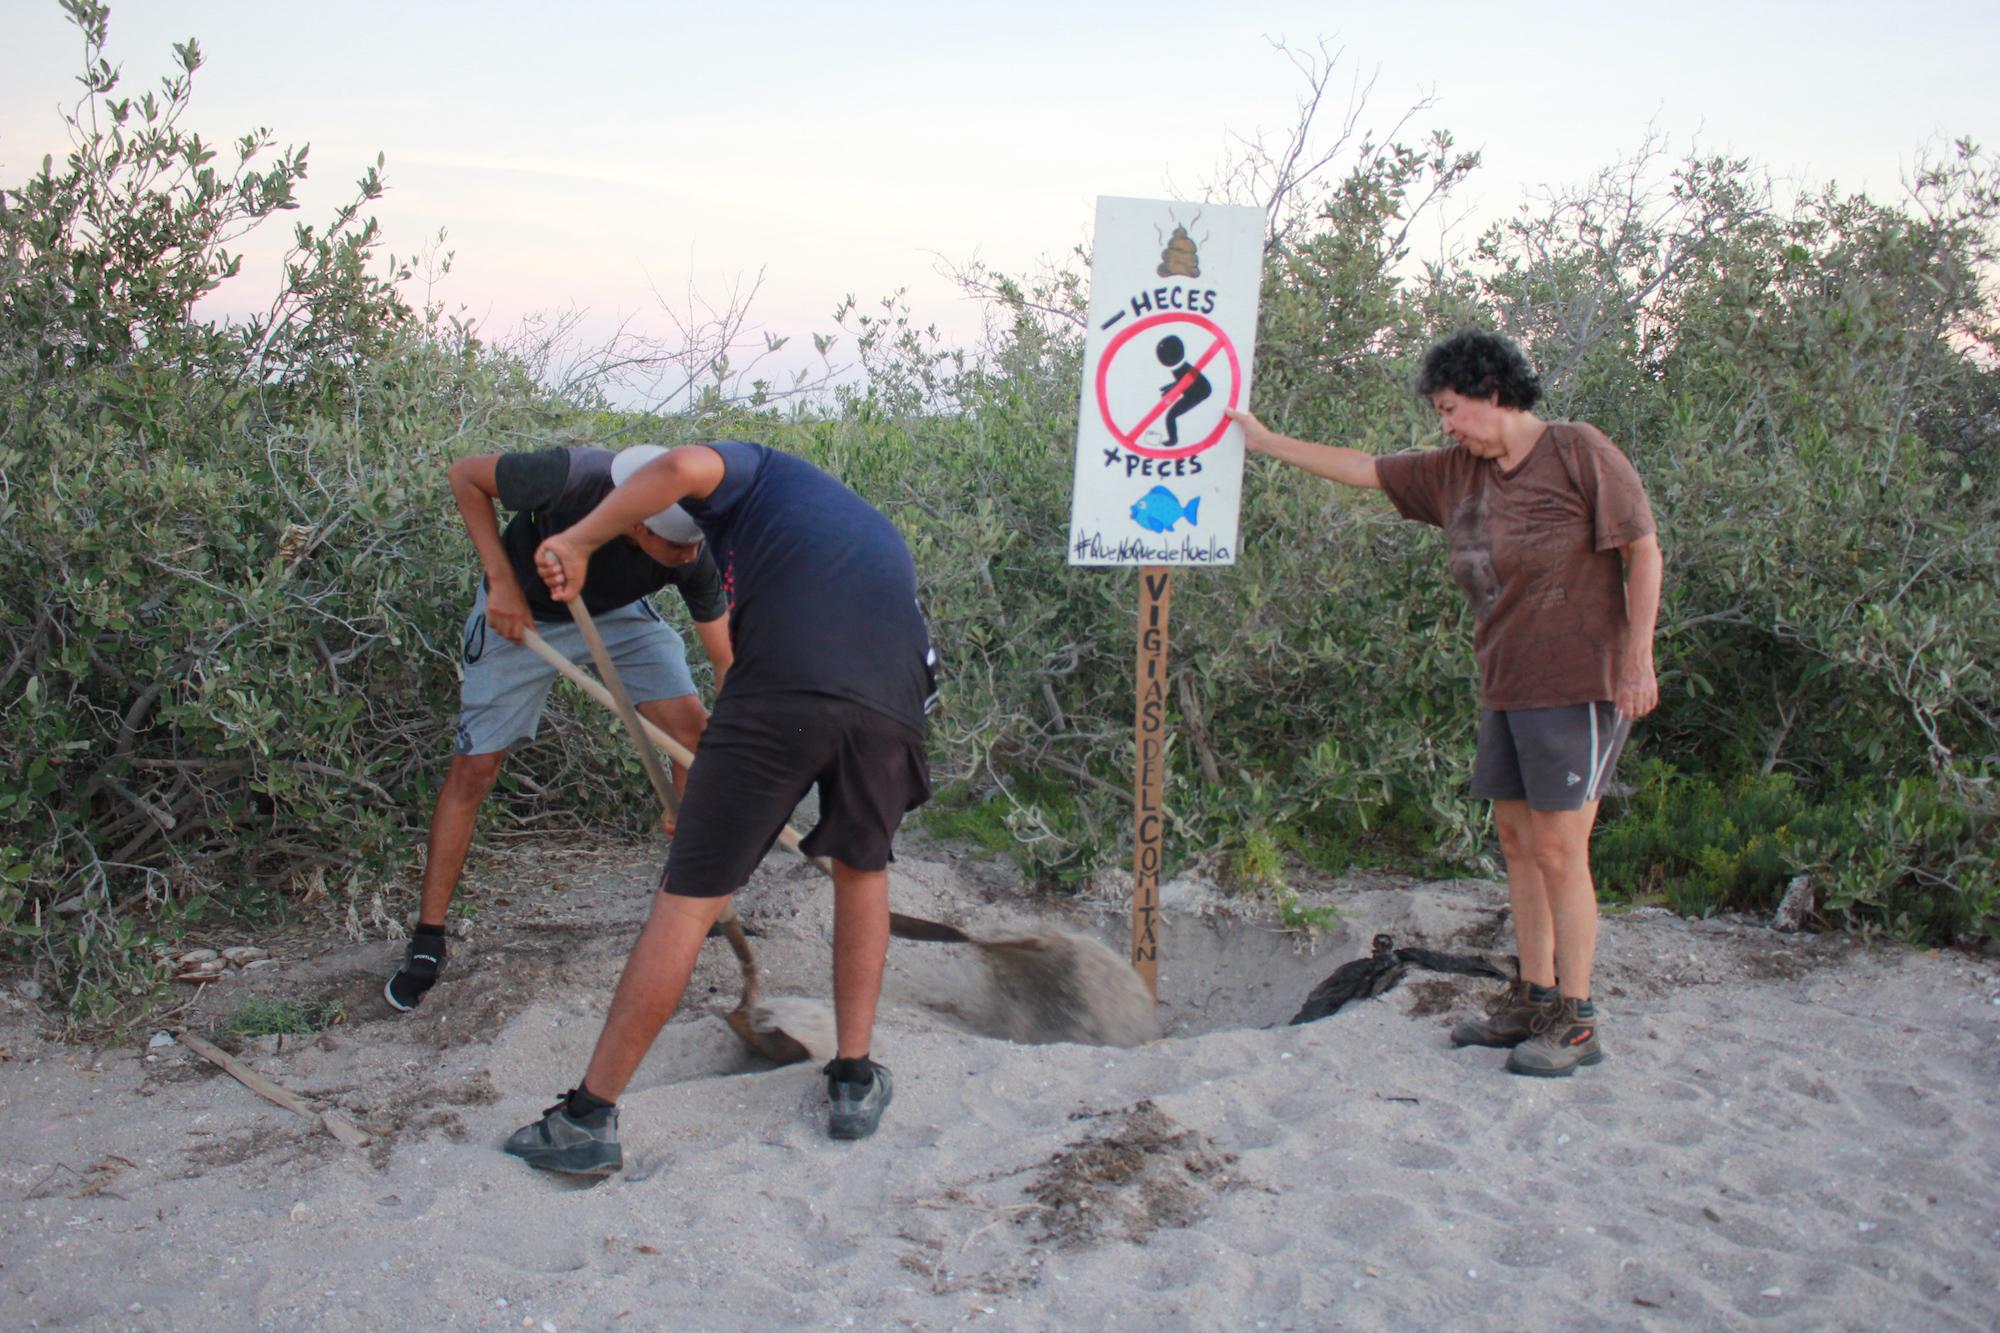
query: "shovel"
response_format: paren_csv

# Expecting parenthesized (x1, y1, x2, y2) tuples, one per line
(524, 627, 1153, 1047)
(547, 606, 820, 1066)
(522, 629, 833, 875)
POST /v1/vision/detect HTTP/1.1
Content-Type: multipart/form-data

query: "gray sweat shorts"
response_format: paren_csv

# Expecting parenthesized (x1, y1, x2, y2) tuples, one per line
(1471, 701, 1632, 812)
(454, 582, 697, 756)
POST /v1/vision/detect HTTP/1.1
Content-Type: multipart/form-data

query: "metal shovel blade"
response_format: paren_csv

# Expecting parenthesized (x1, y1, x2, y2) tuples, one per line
(715, 916, 823, 1065)
(725, 1008, 812, 1064)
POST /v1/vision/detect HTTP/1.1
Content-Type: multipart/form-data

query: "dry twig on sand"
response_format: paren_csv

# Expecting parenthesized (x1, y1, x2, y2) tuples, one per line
(177, 1031, 371, 1149)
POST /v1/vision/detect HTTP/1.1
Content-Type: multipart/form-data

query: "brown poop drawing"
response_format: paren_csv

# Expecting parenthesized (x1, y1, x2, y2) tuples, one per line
(1157, 222, 1200, 278)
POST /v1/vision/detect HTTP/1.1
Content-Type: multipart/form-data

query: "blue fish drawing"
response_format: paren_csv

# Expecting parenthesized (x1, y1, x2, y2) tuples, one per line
(1130, 485, 1200, 533)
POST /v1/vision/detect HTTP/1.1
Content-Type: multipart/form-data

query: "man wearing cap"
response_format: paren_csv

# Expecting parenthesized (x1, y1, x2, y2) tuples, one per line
(500, 440, 938, 1172)
(385, 444, 732, 1012)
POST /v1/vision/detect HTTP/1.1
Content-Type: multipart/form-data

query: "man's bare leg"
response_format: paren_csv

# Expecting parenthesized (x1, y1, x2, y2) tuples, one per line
(416, 750, 505, 927)
(636, 694, 708, 809)
(830, 861, 889, 1059)
(823, 858, 894, 1140)
(579, 891, 730, 1101)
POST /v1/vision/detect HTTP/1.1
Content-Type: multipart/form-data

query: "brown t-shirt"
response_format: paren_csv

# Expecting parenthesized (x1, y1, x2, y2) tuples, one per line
(1375, 421, 1656, 710)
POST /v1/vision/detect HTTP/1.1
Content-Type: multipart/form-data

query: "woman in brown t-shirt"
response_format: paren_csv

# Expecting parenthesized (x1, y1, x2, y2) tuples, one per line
(1228, 329, 1663, 1079)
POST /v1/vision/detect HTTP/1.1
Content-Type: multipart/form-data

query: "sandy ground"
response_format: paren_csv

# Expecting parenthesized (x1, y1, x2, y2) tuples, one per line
(2, 837, 1997, 1332)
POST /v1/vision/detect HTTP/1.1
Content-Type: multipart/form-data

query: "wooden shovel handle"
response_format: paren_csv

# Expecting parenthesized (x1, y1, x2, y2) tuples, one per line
(565, 599, 680, 819)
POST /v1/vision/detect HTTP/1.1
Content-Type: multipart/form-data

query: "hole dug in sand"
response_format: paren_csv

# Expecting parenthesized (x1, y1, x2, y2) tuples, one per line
(914, 912, 1495, 1050)
(1136, 892, 1520, 1038)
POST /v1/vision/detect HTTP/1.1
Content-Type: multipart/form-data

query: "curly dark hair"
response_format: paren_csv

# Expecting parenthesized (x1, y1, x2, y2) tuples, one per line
(1414, 330, 1544, 410)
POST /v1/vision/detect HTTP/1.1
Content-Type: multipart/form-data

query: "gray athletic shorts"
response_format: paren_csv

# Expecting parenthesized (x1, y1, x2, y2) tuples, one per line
(454, 582, 697, 756)
(1471, 701, 1632, 812)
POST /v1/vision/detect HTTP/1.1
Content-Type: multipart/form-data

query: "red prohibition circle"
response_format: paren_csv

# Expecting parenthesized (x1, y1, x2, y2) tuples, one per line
(1095, 311, 1241, 460)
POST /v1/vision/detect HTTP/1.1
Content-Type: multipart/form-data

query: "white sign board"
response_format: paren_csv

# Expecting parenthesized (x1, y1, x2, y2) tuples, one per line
(1068, 196, 1264, 567)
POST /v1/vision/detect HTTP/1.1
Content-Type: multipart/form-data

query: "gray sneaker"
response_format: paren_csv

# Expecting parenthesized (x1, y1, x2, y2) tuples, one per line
(503, 1096, 622, 1176)
(825, 1061, 893, 1140)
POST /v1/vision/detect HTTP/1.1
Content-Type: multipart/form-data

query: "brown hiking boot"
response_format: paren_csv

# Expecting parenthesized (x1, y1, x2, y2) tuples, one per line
(1506, 999, 1606, 1077)
(1450, 976, 1552, 1048)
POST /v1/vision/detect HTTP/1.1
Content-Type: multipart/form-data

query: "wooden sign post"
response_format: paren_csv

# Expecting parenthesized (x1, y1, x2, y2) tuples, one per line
(1067, 196, 1265, 1007)
(1131, 566, 1171, 996)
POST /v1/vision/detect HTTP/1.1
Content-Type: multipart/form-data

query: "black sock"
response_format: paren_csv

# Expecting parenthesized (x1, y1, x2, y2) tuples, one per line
(566, 1084, 614, 1117)
(1527, 983, 1558, 1004)
(825, 1056, 874, 1087)
(1573, 998, 1596, 1019)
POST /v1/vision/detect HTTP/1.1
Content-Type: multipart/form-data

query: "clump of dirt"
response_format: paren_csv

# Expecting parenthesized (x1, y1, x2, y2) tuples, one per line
(408, 954, 566, 1051)
(1739, 937, 1846, 982)
(1448, 907, 1512, 954)
(369, 1108, 469, 1166)
(364, 1069, 499, 1141)
(974, 930, 1159, 1047)
(1404, 977, 1469, 1017)
(179, 1123, 327, 1174)
(1024, 1100, 1240, 1249)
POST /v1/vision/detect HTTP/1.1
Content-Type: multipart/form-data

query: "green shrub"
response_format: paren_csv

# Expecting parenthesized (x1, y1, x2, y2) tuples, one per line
(3, 9, 1993, 1044)
(0, 4, 699, 1030)
(1593, 762, 1997, 941)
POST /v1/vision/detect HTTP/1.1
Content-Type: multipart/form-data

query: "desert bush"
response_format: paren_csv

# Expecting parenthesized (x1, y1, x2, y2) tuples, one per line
(1527, 141, 2000, 937)
(4, 9, 1993, 1040)
(1593, 761, 1994, 942)
(0, 3, 693, 1028)
(796, 124, 1998, 943)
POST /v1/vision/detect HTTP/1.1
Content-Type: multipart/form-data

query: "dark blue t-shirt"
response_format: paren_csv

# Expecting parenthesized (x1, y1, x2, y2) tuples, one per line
(679, 442, 935, 732)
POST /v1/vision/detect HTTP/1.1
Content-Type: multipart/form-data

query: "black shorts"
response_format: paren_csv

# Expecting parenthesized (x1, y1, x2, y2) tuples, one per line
(661, 692, 931, 897)
(1471, 702, 1631, 812)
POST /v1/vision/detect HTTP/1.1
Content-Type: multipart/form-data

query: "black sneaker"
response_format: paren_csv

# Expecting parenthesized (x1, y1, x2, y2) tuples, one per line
(503, 1096, 622, 1176)
(825, 1060, 893, 1140)
(384, 935, 446, 1012)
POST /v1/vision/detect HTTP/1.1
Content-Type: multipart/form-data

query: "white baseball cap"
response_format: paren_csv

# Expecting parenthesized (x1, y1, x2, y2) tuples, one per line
(610, 445, 704, 543)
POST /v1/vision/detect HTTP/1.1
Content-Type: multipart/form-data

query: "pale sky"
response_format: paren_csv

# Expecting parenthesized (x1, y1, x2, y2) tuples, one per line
(4, 1, 1995, 395)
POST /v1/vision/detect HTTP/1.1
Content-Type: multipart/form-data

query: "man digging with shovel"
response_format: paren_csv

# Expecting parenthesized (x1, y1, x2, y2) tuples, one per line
(503, 441, 937, 1175)
(385, 444, 732, 1012)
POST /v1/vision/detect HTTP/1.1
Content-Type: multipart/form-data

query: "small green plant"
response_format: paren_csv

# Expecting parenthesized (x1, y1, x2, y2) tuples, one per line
(214, 997, 344, 1039)
(1272, 885, 1340, 934)
(1230, 827, 1287, 890)
(1230, 826, 1340, 933)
